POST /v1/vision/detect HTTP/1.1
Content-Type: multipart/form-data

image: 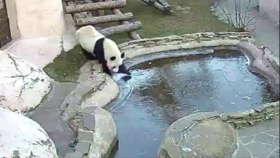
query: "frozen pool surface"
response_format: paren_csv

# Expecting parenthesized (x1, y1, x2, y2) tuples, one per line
(107, 50, 279, 158)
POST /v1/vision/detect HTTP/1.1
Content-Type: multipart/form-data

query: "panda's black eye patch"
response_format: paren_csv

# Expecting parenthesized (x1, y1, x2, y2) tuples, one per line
(121, 53, 125, 58)
(110, 56, 116, 61)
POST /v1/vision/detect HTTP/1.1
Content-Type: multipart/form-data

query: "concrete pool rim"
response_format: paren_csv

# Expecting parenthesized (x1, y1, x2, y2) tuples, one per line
(61, 32, 279, 158)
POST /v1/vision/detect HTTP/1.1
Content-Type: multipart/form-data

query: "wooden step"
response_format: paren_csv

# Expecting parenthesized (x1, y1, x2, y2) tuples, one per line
(99, 21, 142, 37)
(75, 12, 134, 26)
(66, 0, 126, 14)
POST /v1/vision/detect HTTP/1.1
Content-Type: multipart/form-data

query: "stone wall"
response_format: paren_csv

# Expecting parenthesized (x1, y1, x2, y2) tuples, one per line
(119, 32, 253, 58)
(221, 101, 279, 128)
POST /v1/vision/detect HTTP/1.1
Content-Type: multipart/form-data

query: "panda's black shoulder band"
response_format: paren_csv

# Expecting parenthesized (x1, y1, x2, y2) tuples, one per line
(93, 37, 106, 62)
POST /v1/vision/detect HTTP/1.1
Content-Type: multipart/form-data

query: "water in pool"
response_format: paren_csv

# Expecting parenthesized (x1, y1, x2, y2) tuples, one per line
(107, 50, 279, 158)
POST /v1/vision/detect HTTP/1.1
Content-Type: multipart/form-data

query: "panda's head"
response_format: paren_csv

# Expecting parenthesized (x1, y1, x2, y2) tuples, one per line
(103, 38, 125, 73)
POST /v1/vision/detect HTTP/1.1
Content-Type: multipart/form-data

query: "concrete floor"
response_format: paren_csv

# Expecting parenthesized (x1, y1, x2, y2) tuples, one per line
(0, 15, 77, 69)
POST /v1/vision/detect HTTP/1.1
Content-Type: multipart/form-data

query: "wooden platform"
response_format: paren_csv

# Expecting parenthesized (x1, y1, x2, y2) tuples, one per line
(63, 0, 142, 40)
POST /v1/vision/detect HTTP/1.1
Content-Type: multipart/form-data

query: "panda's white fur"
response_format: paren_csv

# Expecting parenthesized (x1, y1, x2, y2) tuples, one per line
(76, 25, 124, 73)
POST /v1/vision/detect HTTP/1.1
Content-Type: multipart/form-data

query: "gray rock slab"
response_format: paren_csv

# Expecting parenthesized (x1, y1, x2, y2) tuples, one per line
(239, 136, 255, 145)
(172, 118, 194, 131)
(75, 141, 91, 154)
(245, 142, 276, 157)
(233, 143, 252, 158)
(77, 129, 94, 142)
(64, 151, 84, 158)
(254, 133, 274, 144)
(82, 115, 96, 131)
(82, 106, 99, 114)
(272, 137, 279, 147)
(269, 148, 279, 158)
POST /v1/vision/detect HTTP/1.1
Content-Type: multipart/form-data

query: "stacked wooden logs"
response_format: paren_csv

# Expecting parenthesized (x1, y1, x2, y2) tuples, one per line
(63, 0, 141, 40)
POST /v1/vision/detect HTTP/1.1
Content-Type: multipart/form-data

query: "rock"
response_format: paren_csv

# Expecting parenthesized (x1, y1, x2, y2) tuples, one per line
(81, 106, 118, 158)
(77, 129, 95, 142)
(0, 107, 58, 158)
(61, 62, 119, 121)
(0, 51, 52, 114)
(75, 141, 91, 155)
(158, 117, 238, 158)
(64, 151, 84, 158)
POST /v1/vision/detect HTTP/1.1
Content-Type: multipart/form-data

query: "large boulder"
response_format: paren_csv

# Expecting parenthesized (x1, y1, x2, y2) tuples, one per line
(0, 51, 53, 114)
(158, 112, 238, 158)
(0, 107, 58, 158)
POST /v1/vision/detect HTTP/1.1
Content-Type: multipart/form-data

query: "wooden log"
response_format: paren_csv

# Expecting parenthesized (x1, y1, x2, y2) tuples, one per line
(99, 21, 142, 37)
(154, 1, 171, 12)
(140, 0, 171, 12)
(104, 0, 141, 40)
(66, 0, 126, 14)
(157, 0, 171, 11)
(110, 9, 141, 39)
(96, 0, 105, 16)
(76, 12, 134, 26)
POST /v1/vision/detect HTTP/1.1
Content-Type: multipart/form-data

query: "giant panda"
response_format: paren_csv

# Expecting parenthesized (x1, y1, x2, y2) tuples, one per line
(76, 25, 130, 76)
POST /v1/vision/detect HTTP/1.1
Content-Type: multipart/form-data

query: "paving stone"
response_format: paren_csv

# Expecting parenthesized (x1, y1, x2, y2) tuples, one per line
(254, 133, 274, 144)
(238, 124, 271, 137)
(201, 111, 220, 119)
(239, 135, 255, 145)
(272, 137, 279, 147)
(173, 118, 194, 131)
(77, 129, 94, 142)
(64, 151, 84, 158)
(82, 106, 98, 114)
(233, 144, 252, 158)
(266, 130, 279, 137)
(162, 139, 181, 158)
(75, 141, 91, 154)
(170, 130, 182, 145)
(245, 142, 275, 157)
(185, 112, 206, 121)
(82, 115, 96, 131)
(269, 148, 279, 158)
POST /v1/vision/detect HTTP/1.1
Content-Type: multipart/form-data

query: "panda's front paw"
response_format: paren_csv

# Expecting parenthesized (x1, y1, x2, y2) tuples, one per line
(121, 75, 132, 82)
(118, 64, 131, 75)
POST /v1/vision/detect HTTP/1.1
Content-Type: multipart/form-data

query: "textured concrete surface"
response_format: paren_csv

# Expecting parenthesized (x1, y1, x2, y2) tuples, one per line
(29, 82, 77, 158)
(234, 118, 279, 158)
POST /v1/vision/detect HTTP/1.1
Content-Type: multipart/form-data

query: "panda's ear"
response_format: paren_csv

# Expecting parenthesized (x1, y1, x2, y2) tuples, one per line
(110, 56, 116, 61)
(121, 53, 125, 58)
